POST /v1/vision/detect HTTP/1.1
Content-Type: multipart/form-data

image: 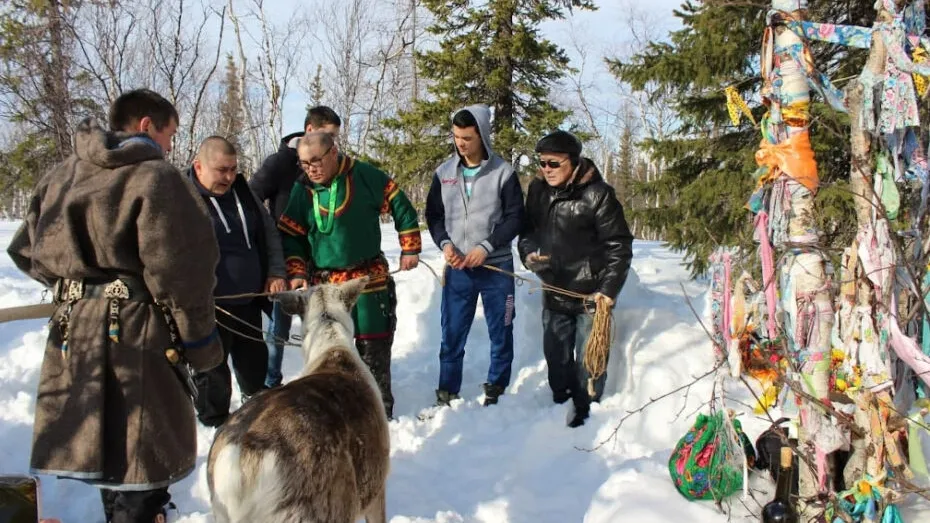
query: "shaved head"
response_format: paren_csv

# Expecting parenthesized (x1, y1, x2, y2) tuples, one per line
(194, 136, 238, 195)
(197, 135, 237, 161)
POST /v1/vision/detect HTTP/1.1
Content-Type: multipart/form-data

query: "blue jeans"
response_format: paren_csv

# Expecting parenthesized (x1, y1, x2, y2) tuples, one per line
(264, 300, 293, 388)
(438, 258, 516, 395)
(542, 308, 607, 408)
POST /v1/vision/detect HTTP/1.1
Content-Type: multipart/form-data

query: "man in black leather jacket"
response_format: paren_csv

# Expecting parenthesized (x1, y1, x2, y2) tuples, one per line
(517, 130, 634, 428)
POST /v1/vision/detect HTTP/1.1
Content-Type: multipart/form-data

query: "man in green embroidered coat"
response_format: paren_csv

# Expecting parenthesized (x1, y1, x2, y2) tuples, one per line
(277, 131, 422, 419)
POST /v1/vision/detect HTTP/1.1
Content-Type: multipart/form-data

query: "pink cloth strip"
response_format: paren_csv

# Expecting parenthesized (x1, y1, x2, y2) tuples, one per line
(723, 253, 732, 346)
(755, 212, 779, 339)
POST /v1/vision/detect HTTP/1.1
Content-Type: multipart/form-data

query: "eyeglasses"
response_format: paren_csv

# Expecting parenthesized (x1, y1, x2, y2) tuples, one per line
(298, 145, 333, 171)
(538, 158, 568, 169)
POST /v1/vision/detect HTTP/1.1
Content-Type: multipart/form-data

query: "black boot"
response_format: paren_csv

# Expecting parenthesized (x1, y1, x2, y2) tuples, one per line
(482, 383, 505, 406)
(567, 399, 590, 428)
(355, 338, 395, 419)
(568, 408, 589, 428)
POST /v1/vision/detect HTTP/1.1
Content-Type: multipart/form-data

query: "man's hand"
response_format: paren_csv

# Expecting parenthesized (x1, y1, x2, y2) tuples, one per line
(400, 254, 419, 271)
(443, 243, 465, 269)
(524, 252, 550, 273)
(591, 292, 615, 307)
(265, 277, 286, 294)
(462, 246, 488, 268)
(289, 278, 308, 290)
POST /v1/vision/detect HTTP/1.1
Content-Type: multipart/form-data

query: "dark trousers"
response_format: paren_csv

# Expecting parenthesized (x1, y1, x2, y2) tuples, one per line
(542, 308, 608, 412)
(194, 301, 269, 427)
(438, 259, 516, 395)
(357, 337, 394, 418)
(101, 487, 169, 523)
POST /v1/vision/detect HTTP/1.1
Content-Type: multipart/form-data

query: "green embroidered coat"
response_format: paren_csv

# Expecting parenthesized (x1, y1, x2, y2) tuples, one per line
(278, 154, 421, 338)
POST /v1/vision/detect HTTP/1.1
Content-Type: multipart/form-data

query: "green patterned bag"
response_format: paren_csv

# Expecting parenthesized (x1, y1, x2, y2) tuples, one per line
(668, 411, 751, 501)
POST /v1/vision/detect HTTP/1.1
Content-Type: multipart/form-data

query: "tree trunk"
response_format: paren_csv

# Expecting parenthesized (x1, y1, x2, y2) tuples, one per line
(411, 0, 418, 102)
(45, 0, 72, 159)
(842, 0, 893, 491)
(228, 0, 261, 172)
(493, 1, 515, 162)
(766, 8, 837, 518)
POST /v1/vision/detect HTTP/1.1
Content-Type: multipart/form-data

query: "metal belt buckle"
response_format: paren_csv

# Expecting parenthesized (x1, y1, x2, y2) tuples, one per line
(103, 279, 131, 300)
(65, 280, 84, 301)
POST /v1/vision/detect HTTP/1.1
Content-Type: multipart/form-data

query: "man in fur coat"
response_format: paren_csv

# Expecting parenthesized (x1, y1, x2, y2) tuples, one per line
(7, 89, 224, 523)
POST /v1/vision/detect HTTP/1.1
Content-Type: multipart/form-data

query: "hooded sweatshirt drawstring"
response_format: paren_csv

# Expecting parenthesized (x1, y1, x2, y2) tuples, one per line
(209, 191, 252, 250)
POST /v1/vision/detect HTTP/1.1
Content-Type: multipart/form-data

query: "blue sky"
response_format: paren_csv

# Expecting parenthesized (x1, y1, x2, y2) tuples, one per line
(276, 0, 686, 134)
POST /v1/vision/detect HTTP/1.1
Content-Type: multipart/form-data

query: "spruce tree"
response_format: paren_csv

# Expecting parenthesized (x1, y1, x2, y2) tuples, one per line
(615, 123, 634, 203)
(0, 0, 84, 195)
(308, 64, 325, 108)
(609, 0, 871, 276)
(218, 54, 245, 153)
(375, 0, 595, 190)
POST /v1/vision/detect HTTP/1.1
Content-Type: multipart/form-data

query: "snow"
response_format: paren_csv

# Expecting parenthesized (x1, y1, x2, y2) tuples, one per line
(1, 220, 928, 522)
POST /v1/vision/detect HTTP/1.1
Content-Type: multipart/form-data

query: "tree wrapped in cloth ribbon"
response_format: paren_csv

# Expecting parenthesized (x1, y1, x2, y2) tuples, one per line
(725, 0, 930, 520)
(746, 1, 847, 517)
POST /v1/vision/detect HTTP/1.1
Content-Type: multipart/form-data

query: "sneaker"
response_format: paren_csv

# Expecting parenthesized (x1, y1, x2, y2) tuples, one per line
(417, 390, 460, 421)
(434, 389, 461, 407)
(482, 383, 505, 406)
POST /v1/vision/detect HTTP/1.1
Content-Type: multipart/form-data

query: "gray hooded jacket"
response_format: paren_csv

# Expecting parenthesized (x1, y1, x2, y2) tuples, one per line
(425, 104, 525, 264)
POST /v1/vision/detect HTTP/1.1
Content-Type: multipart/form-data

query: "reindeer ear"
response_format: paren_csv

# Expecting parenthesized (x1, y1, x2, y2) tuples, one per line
(339, 276, 369, 311)
(273, 289, 308, 316)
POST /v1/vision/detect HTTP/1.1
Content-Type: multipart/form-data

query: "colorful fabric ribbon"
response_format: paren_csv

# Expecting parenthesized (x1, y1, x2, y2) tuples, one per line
(833, 474, 904, 523)
(787, 20, 872, 49)
(724, 86, 756, 127)
(754, 212, 779, 340)
(755, 130, 819, 194)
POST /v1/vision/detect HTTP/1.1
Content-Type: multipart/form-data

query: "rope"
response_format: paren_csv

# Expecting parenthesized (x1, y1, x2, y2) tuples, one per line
(215, 305, 301, 347)
(474, 261, 614, 398)
(213, 260, 588, 301)
(477, 263, 591, 300)
(214, 260, 615, 380)
(583, 297, 613, 397)
(215, 317, 274, 345)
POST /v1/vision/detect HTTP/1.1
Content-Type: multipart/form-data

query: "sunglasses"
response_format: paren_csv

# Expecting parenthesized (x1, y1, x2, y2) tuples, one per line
(538, 158, 568, 169)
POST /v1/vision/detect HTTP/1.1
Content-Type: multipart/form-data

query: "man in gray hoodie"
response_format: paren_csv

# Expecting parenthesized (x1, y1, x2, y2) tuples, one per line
(425, 104, 525, 407)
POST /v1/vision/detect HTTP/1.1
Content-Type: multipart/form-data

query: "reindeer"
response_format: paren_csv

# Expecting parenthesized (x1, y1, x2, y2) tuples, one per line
(207, 277, 389, 523)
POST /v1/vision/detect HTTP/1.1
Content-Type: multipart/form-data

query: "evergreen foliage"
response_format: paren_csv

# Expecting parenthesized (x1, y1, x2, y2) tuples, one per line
(308, 64, 325, 109)
(0, 1, 94, 193)
(609, 0, 872, 276)
(375, 0, 595, 189)
(218, 54, 245, 155)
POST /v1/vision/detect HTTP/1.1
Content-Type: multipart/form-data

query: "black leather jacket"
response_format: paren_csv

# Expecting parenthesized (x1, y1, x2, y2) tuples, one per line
(518, 158, 634, 314)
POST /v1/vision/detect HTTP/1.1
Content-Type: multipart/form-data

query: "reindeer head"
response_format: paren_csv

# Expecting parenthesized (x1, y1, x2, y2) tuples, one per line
(273, 277, 369, 363)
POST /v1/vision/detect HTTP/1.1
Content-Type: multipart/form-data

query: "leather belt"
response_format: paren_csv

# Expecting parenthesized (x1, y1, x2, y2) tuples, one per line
(53, 277, 153, 304)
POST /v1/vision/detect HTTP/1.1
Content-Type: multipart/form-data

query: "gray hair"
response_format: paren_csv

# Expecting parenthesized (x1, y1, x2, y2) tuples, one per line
(298, 131, 335, 152)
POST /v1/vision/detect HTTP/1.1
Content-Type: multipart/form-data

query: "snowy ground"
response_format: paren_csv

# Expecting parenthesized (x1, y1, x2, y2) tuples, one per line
(1, 220, 928, 522)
